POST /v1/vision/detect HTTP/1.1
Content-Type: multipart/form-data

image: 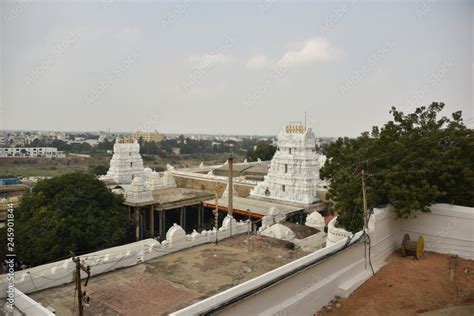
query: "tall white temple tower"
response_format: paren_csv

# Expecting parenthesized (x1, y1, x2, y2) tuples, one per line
(101, 138, 145, 185)
(250, 123, 326, 205)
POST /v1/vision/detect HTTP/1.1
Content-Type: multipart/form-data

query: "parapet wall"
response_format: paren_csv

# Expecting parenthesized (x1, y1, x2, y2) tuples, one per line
(0, 217, 250, 300)
(12, 288, 55, 316)
(171, 204, 473, 315)
(399, 204, 474, 259)
(171, 206, 401, 316)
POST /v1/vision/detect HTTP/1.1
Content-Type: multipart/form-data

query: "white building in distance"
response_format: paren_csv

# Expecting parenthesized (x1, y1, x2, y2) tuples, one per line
(0, 147, 65, 158)
(250, 123, 326, 205)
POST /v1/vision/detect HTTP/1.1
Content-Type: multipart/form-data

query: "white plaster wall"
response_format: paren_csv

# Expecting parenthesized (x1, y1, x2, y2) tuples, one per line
(399, 204, 474, 259)
(171, 204, 471, 316)
(12, 288, 55, 316)
(0, 218, 250, 299)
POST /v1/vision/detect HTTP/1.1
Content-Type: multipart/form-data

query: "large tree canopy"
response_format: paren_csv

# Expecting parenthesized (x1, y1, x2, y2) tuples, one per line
(320, 103, 474, 232)
(2, 173, 132, 266)
(247, 142, 277, 161)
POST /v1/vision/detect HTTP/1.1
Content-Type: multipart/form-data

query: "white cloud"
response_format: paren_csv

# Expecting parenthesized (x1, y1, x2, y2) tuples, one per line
(277, 37, 339, 67)
(246, 55, 271, 69)
(189, 53, 233, 67)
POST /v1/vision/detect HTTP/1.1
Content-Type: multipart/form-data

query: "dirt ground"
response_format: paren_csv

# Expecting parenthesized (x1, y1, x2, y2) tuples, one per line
(0, 157, 107, 177)
(30, 234, 307, 315)
(317, 251, 474, 316)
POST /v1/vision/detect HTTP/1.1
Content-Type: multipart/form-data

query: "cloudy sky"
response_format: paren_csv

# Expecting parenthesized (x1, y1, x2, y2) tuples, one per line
(1, 0, 472, 137)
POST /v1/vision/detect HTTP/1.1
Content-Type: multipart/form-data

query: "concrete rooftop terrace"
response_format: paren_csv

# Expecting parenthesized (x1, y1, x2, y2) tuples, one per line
(204, 196, 303, 219)
(124, 187, 214, 209)
(30, 234, 308, 315)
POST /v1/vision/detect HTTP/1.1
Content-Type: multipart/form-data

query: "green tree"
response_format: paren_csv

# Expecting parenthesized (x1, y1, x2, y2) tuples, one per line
(247, 142, 277, 161)
(89, 164, 109, 176)
(320, 103, 474, 232)
(1, 173, 132, 266)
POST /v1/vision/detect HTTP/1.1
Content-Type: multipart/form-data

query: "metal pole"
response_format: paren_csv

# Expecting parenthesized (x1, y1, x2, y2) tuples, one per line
(228, 155, 233, 237)
(228, 155, 233, 217)
(362, 169, 368, 270)
(214, 184, 219, 244)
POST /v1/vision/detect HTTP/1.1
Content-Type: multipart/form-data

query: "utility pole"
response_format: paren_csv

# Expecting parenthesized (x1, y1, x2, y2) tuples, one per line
(214, 183, 219, 244)
(71, 253, 91, 316)
(228, 155, 233, 237)
(361, 169, 368, 270)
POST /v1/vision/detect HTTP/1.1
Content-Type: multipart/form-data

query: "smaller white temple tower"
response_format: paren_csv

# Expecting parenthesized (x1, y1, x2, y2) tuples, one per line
(250, 122, 325, 205)
(101, 138, 145, 185)
(125, 176, 154, 204)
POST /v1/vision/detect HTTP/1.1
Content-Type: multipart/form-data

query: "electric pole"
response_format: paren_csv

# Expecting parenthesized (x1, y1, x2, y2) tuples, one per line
(228, 155, 233, 238)
(361, 169, 368, 269)
(214, 183, 219, 244)
(71, 252, 91, 316)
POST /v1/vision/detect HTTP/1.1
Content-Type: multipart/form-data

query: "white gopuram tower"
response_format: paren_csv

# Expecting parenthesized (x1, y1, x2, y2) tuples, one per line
(250, 123, 325, 205)
(102, 138, 145, 184)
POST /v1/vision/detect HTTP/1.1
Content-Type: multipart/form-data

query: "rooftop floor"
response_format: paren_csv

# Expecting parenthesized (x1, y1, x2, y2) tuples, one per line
(317, 251, 474, 315)
(30, 234, 308, 315)
(204, 195, 303, 218)
(124, 187, 214, 208)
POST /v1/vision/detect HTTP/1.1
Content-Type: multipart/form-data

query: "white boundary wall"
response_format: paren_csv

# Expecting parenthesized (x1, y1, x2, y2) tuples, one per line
(3, 204, 472, 315)
(172, 207, 401, 316)
(0, 216, 249, 304)
(399, 204, 474, 259)
(10, 288, 55, 316)
(171, 204, 473, 315)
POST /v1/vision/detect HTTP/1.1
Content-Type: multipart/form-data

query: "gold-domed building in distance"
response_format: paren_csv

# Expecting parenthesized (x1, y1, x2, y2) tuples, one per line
(132, 130, 165, 142)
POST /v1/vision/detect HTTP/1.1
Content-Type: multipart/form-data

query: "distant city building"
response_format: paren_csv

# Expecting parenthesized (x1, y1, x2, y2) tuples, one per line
(0, 178, 21, 186)
(0, 147, 65, 158)
(133, 131, 165, 142)
(250, 123, 327, 205)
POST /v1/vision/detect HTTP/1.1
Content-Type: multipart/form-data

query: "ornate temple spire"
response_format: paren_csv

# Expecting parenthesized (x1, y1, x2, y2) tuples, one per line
(100, 139, 145, 184)
(250, 123, 326, 205)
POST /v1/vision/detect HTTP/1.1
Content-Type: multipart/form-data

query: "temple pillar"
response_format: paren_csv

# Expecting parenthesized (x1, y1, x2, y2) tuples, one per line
(158, 210, 164, 240)
(180, 207, 186, 232)
(149, 206, 154, 238)
(134, 207, 140, 241)
(198, 204, 202, 231)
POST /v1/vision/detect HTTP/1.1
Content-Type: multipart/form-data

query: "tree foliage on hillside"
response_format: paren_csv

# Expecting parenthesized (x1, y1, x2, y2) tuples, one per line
(25, 138, 114, 154)
(138, 136, 260, 157)
(320, 103, 473, 232)
(89, 164, 109, 176)
(0, 173, 132, 266)
(247, 142, 277, 161)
